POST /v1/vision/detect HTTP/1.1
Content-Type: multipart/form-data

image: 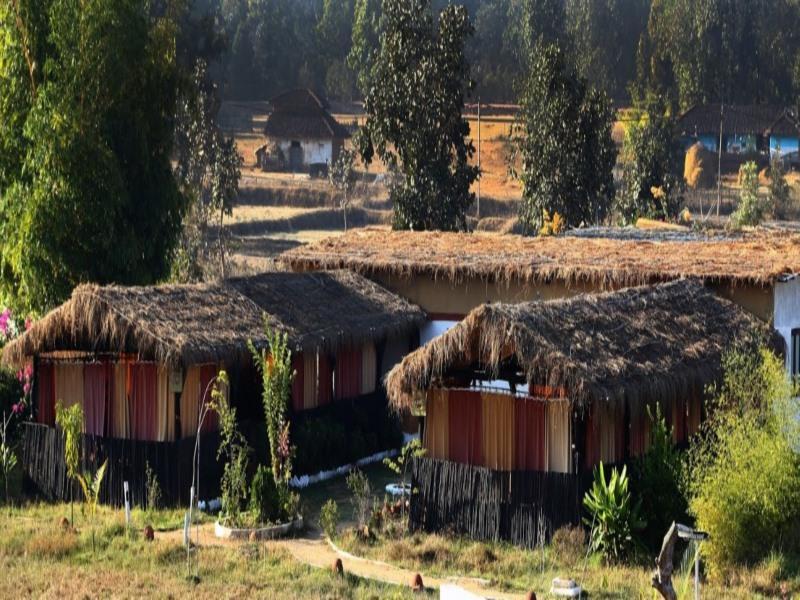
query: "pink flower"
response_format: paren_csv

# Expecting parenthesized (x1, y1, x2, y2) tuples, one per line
(25, 317, 32, 331)
(11, 403, 20, 414)
(23, 382, 31, 395)
(17, 369, 24, 382)
(24, 364, 33, 379)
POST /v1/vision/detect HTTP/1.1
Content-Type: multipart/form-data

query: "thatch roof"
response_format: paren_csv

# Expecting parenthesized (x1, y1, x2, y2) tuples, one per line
(385, 280, 774, 411)
(280, 227, 800, 287)
(3, 271, 425, 368)
(264, 88, 351, 140)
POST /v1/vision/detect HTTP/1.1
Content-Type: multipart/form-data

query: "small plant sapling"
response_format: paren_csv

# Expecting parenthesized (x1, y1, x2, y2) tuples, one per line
(1, 411, 18, 511)
(76, 459, 108, 553)
(55, 402, 83, 525)
(383, 438, 426, 521)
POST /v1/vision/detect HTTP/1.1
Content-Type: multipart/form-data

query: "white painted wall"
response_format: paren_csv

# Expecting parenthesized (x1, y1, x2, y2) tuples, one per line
(275, 139, 332, 167)
(774, 276, 800, 373)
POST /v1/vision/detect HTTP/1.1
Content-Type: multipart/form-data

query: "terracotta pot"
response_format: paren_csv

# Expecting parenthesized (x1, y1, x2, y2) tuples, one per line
(411, 573, 424, 592)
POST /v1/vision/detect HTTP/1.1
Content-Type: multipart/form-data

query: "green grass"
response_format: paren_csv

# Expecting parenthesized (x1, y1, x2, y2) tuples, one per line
(0, 502, 432, 599)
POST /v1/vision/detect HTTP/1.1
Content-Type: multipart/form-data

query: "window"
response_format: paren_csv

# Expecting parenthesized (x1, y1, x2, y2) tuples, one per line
(793, 329, 800, 377)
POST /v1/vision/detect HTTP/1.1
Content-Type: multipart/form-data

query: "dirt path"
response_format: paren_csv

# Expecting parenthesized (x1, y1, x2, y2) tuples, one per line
(156, 524, 527, 599)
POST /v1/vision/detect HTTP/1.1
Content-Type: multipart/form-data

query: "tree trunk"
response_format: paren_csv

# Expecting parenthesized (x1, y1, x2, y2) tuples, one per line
(651, 522, 679, 600)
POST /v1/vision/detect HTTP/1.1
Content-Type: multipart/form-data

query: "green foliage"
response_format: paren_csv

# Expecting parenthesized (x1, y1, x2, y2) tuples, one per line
(685, 346, 800, 573)
(1, 411, 18, 507)
(768, 150, 793, 220)
(248, 463, 280, 525)
(357, 0, 479, 231)
(513, 43, 617, 233)
(731, 161, 766, 228)
(616, 107, 684, 224)
(0, 0, 187, 313)
(55, 402, 82, 480)
(171, 60, 242, 283)
(347, 0, 382, 96)
(346, 468, 372, 530)
(383, 438, 425, 486)
(211, 370, 250, 525)
(76, 459, 108, 553)
(319, 498, 339, 539)
(631, 404, 687, 551)
(583, 463, 645, 562)
(248, 323, 294, 486)
(329, 148, 357, 230)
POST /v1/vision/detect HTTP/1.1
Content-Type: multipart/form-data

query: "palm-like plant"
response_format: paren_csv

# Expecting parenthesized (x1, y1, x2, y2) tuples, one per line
(76, 459, 108, 553)
(583, 462, 646, 562)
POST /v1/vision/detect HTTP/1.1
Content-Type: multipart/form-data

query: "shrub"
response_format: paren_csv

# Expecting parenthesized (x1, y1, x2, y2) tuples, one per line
(583, 463, 645, 562)
(731, 161, 766, 228)
(346, 469, 372, 530)
(632, 404, 687, 551)
(684, 346, 800, 574)
(319, 499, 339, 539)
(249, 464, 281, 525)
(25, 531, 79, 559)
(551, 525, 587, 567)
(768, 150, 792, 219)
(683, 143, 715, 190)
(144, 461, 162, 514)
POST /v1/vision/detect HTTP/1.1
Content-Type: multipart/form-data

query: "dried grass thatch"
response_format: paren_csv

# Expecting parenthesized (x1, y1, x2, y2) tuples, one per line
(385, 280, 774, 411)
(3, 271, 425, 368)
(280, 227, 800, 288)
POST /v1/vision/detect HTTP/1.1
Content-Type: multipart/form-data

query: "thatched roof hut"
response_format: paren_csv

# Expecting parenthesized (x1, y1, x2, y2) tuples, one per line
(280, 227, 800, 288)
(3, 270, 425, 368)
(386, 280, 773, 411)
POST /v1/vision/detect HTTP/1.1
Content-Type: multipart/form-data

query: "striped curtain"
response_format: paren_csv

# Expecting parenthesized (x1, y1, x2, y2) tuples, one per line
(36, 362, 56, 426)
(130, 363, 158, 441)
(199, 364, 220, 433)
(180, 367, 201, 439)
(627, 401, 653, 458)
(546, 400, 571, 474)
(156, 366, 175, 442)
(334, 347, 362, 400)
(318, 355, 333, 407)
(515, 397, 547, 471)
(291, 354, 304, 412)
(83, 362, 110, 437)
(54, 363, 85, 414)
(423, 389, 449, 460)
(111, 362, 131, 439)
(448, 389, 483, 466)
(687, 391, 702, 438)
(303, 352, 318, 410)
(361, 342, 377, 395)
(481, 392, 515, 471)
(671, 396, 688, 443)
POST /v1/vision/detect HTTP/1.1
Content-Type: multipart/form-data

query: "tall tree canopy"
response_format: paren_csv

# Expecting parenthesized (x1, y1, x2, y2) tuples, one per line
(357, 0, 479, 231)
(0, 0, 188, 312)
(513, 44, 617, 233)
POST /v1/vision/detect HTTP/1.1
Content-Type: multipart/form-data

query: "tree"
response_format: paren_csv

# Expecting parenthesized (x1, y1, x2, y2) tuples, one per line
(731, 161, 765, 228)
(347, 0, 382, 97)
(55, 401, 83, 524)
(357, 0, 479, 231)
(329, 149, 357, 231)
(171, 60, 242, 283)
(768, 149, 792, 220)
(0, 1, 187, 313)
(616, 106, 684, 224)
(513, 43, 617, 233)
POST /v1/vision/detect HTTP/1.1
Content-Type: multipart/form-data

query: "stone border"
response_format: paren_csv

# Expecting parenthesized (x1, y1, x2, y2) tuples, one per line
(214, 516, 304, 540)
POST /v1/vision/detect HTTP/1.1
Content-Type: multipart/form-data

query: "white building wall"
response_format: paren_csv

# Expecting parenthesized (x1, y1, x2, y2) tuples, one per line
(275, 139, 332, 168)
(774, 276, 800, 373)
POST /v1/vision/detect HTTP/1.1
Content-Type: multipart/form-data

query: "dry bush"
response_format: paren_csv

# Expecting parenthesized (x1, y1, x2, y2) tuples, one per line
(684, 143, 716, 189)
(460, 542, 498, 571)
(551, 525, 587, 567)
(475, 217, 508, 232)
(25, 530, 79, 559)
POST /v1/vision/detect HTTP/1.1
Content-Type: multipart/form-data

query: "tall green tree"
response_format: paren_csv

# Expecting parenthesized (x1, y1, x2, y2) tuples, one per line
(0, 0, 187, 313)
(357, 0, 479, 231)
(616, 105, 684, 224)
(513, 43, 617, 233)
(347, 0, 382, 97)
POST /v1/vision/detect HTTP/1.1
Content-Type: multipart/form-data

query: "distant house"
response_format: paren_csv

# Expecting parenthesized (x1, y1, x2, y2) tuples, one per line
(261, 89, 351, 175)
(677, 103, 800, 159)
